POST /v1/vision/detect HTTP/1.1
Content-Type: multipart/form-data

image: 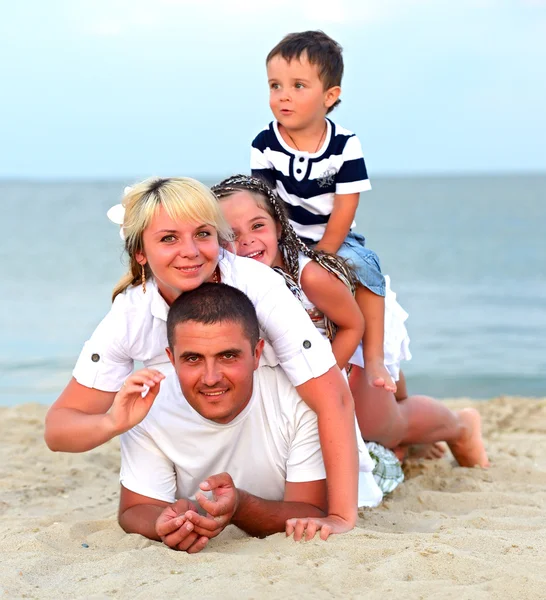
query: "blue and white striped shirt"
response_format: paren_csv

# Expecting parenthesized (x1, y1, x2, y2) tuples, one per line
(251, 118, 371, 242)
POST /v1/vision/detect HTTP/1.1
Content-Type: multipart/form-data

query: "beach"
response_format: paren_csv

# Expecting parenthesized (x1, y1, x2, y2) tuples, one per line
(1, 398, 545, 599)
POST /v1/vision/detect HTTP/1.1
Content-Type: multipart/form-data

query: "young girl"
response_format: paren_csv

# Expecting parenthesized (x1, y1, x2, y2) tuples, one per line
(213, 175, 489, 470)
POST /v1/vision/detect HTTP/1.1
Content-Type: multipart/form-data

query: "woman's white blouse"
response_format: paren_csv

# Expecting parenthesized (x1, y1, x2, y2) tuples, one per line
(72, 252, 335, 391)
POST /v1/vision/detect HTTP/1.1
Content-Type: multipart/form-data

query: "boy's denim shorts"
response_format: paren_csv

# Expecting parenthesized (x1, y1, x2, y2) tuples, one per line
(335, 232, 386, 297)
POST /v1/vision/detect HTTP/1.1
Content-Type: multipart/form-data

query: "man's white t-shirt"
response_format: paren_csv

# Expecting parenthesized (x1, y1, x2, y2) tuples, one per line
(120, 365, 326, 504)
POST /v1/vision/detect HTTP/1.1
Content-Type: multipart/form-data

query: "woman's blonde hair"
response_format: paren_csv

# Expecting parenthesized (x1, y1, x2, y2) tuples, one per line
(112, 177, 233, 301)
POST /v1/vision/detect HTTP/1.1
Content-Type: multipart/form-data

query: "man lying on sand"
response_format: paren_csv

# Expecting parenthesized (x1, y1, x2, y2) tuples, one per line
(118, 283, 330, 553)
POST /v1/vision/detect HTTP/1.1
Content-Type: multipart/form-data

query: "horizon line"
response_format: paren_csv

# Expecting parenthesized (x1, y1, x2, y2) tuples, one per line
(1, 169, 545, 184)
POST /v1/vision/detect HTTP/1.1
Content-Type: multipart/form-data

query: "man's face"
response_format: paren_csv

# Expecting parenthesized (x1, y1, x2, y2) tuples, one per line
(167, 320, 263, 424)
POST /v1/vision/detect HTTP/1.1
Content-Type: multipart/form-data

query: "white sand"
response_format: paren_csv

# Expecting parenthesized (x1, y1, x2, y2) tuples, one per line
(1, 398, 545, 599)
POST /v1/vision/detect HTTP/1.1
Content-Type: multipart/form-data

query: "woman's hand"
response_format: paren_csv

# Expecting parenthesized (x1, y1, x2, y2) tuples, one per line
(285, 514, 355, 541)
(106, 369, 165, 434)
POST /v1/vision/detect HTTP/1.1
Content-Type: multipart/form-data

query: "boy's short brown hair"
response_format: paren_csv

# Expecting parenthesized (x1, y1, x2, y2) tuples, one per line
(266, 30, 343, 112)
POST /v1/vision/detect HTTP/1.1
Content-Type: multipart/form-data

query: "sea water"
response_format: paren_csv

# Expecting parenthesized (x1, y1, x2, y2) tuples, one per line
(1, 174, 545, 405)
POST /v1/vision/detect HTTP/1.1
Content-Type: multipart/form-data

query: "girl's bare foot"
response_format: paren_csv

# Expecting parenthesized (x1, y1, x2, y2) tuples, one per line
(393, 442, 446, 462)
(408, 442, 447, 460)
(366, 360, 397, 393)
(392, 445, 407, 462)
(448, 408, 490, 468)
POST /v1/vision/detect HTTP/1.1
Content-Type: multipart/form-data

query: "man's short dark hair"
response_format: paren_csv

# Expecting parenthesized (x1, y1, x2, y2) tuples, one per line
(266, 30, 343, 113)
(167, 283, 260, 350)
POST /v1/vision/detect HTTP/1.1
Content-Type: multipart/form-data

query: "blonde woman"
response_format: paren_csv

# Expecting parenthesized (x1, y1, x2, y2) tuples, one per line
(45, 176, 369, 538)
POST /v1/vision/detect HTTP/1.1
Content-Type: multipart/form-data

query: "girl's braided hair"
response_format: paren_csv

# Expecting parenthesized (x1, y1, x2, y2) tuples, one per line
(211, 174, 357, 340)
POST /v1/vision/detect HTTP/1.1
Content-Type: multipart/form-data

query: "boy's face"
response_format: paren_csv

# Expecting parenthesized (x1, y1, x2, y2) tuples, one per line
(267, 53, 340, 132)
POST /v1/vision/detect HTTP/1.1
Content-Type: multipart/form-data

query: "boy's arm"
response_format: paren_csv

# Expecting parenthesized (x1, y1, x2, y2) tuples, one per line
(315, 134, 370, 253)
(314, 193, 359, 254)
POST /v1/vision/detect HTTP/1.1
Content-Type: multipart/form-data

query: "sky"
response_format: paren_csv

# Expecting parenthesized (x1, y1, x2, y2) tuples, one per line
(0, 0, 545, 179)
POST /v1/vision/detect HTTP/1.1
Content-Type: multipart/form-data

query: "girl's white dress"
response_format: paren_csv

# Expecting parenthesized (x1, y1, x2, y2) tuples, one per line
(297, 254, 411, 380)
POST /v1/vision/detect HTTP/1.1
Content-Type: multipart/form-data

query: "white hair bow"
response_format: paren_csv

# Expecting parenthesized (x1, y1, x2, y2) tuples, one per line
(106, 186, 132, 240)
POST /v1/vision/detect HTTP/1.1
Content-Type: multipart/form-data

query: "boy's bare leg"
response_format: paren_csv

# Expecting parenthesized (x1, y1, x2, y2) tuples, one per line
(348, 366, 489, 468)
(355, 285, 396, 393)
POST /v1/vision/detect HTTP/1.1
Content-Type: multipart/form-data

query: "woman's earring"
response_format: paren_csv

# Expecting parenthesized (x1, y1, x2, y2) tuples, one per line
(141, 264, 147, 294)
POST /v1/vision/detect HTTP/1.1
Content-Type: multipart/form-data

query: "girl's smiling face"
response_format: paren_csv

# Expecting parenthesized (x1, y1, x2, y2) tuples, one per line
(219, 191, 282, 268)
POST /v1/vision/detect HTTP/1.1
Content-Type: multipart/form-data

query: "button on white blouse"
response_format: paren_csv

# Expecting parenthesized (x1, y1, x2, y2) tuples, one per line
(73, 251, 335, 392)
